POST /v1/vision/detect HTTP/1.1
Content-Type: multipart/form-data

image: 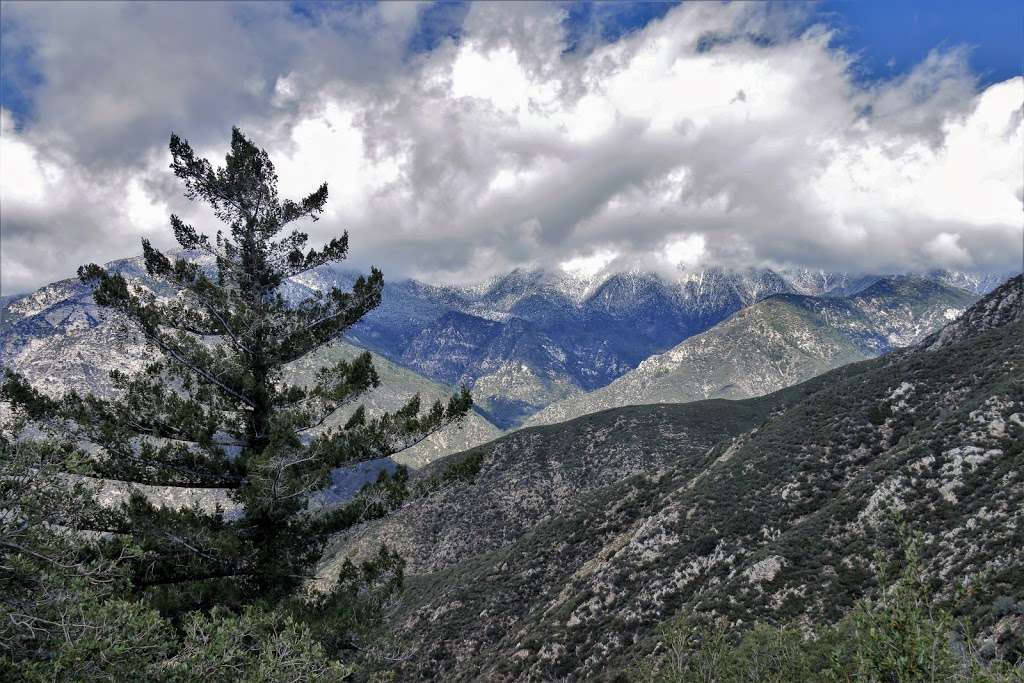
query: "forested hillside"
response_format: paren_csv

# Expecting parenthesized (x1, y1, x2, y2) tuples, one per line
(324, 276, 1023, 680)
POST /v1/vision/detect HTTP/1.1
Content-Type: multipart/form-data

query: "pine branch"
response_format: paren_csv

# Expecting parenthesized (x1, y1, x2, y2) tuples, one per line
(310, 387, 473, 466)
(147, 332, 257, 409)
(273, 274, 384, 364)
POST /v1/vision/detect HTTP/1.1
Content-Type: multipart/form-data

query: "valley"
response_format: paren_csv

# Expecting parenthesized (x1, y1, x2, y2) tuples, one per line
(326, 275, 1024, 679)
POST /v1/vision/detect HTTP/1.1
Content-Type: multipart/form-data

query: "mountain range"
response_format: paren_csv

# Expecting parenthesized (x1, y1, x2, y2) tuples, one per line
(339, 267, 996, 428)
(2, 252, 1021, 678)
(524, 276, 977, 427)
(0, 255, 1008, 449)
(321, 274, 1024, 680)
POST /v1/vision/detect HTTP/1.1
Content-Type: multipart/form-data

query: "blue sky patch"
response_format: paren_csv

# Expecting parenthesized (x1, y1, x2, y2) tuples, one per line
(562, 1, 678, 54)
(0, 21, 44, 129)
(408, 1, 471, 55)
(818, 0, 1021, 87)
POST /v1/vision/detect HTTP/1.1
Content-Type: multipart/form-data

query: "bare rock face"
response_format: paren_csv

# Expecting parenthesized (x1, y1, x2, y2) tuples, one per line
(921, 273, 1023, 351)
(322, 279, 1023, 681)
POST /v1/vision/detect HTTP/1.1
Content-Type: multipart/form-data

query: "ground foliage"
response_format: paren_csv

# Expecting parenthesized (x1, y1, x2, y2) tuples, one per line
(640, 536, 1022, 682)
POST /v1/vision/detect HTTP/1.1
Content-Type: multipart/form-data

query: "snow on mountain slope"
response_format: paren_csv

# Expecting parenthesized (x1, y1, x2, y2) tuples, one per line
(928, 269, 1019, 295)
(3, 254, 999, 430)
(848, 276, 980, 347)
(0, 258, 500, 471)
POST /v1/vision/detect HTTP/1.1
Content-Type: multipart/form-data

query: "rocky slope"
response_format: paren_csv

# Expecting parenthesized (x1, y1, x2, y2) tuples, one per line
(921, 274, 1024, 350)
(0, 259, 500, 473)
(524, 277, 978, 428)
(322, 275, 1023, 680)
(319, 395, 784, 580)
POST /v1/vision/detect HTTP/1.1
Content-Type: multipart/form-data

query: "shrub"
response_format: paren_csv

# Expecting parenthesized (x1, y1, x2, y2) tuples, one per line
(639, 538, 1022, 682)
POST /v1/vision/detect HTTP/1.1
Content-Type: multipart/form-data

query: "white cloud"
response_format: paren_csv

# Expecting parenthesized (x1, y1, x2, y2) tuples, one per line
(125, 177, 170, 234)
(1, 1, 1021, 294)
(452, 45, 533, 113)
(662, 234, 707, 269)
(560, 248, 619, 278)
(925, 232, 972, 267)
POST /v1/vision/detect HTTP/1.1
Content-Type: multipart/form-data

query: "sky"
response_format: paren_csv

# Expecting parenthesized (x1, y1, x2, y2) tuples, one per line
(1, 0, 1022, 294)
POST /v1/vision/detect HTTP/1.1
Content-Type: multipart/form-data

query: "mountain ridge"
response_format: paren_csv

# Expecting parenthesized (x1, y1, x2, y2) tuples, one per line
(320, 272, 1024, 680)
(342, 266, 1002, 427)
(523, 276, 980, 428)
(2, 254, 1010, 431)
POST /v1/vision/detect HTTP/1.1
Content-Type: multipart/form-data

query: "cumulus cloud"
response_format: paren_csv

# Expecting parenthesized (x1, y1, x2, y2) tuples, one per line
(1, 1, 1021, 294)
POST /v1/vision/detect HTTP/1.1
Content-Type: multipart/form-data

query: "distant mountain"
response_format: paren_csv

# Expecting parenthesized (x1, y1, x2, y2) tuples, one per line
(341, 267, 1000, 428)
(927, 268, 1019, 295)
(321, 274, 1024, 680)
(779, 268, 1013, 298)
(0, 259, 500, 471)
(3, 255, 1009, 429)
(524, 276, 979, 427)
(358, 266, 1007, 428)
(225, 265, 825, 428)
(357, 267, 809, 427)
(846, 275, 980, 346)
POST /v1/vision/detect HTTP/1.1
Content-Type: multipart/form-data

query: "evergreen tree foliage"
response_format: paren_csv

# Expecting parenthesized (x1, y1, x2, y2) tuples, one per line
(0, 425, 381, 679)
(1, 127, 471, 614)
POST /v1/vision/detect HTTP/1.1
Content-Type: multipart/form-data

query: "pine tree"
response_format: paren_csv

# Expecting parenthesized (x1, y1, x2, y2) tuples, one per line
(2, 127, 471, 611)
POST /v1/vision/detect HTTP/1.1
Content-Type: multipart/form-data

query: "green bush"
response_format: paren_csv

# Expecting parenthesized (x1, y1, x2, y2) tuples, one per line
(640, 539, 1022, 682)
(165, 606, 354, 682)
(3, 599, 356, 682)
